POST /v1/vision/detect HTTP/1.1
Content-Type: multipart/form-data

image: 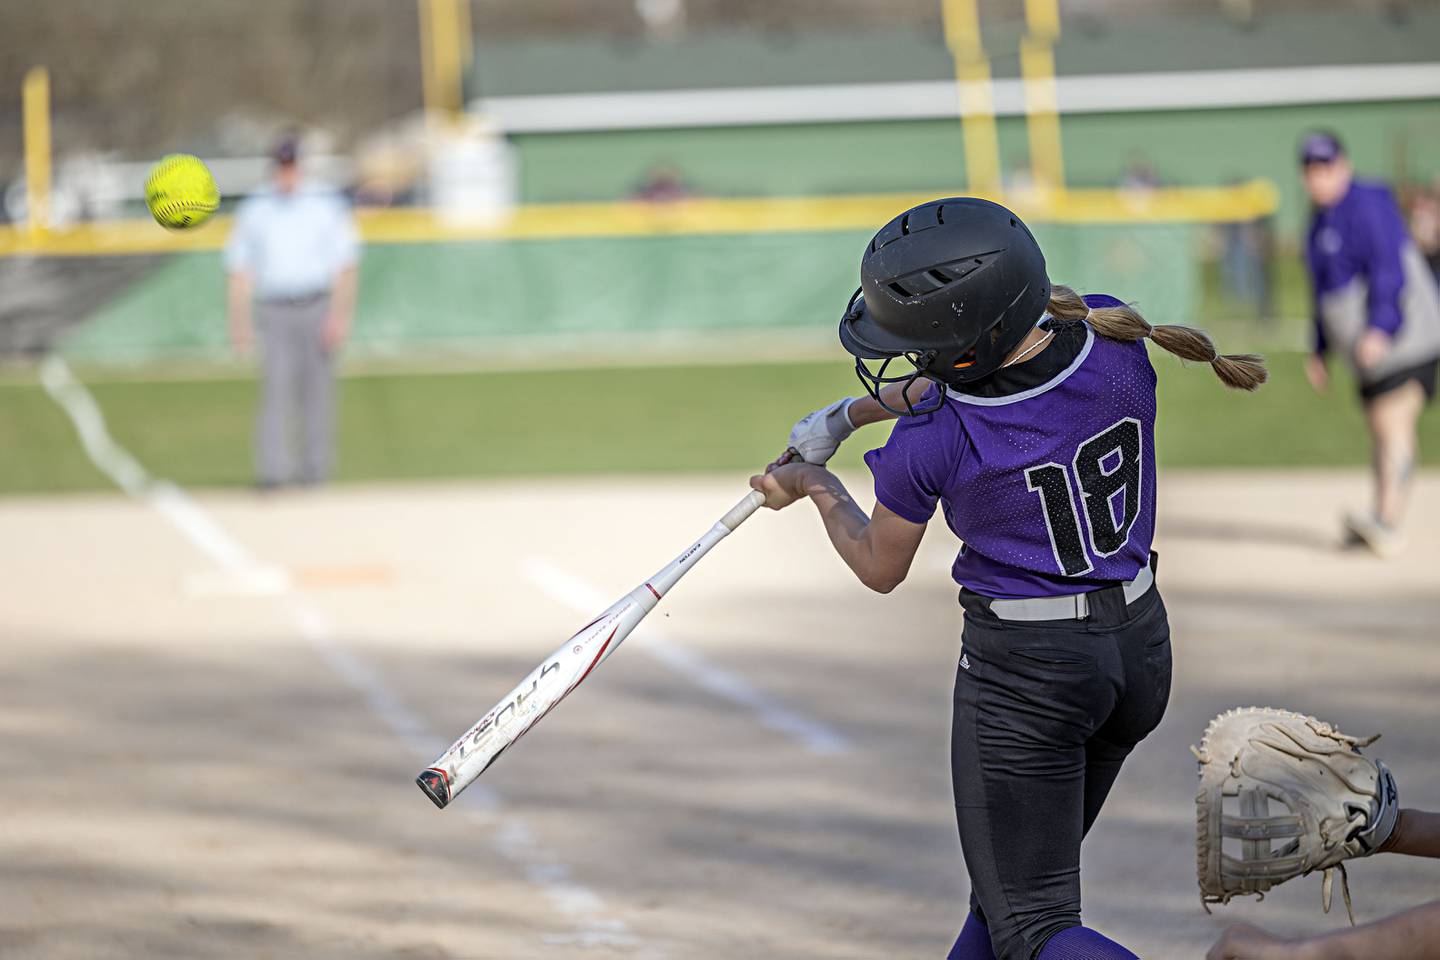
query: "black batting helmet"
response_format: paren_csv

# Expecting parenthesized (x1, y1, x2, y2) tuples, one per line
(839, 197, 1051, 414)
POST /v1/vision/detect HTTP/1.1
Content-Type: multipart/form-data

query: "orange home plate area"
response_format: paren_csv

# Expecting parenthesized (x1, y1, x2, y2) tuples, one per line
(1, 472, 1437, 959)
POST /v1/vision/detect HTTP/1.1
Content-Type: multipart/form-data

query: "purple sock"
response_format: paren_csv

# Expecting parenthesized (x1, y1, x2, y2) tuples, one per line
(946, 911, 997, 960)
(1036, 926, 1138, 960)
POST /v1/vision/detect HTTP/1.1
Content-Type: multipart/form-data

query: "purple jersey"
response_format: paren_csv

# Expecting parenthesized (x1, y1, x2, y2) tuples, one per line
(865, 302, 1157, 599)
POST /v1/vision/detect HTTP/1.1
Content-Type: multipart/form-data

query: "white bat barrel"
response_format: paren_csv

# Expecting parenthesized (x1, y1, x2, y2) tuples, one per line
(417, 489, 768, 809)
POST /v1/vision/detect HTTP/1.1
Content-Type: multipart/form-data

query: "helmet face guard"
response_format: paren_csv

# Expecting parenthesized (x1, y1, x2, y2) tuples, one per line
(837, 197, 1051, 411)
(839, 289, 947, 417)
(853, 354, 948, 417)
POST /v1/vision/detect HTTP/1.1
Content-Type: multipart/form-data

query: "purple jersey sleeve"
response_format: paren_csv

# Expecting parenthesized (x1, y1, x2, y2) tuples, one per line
(1082, 293, 1126, 310)
(1356, 187, 1406, 337)
(863, 396, 963, 525)
(1305, 223, 1330, 356)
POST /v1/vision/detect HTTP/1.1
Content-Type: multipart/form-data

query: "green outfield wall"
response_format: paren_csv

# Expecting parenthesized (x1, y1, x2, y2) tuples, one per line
(61, 223, 1195, 363)
(510, 99, 1440, 241)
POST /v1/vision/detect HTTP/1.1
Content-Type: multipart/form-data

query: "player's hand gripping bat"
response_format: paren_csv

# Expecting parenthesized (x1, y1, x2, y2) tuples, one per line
(416, 455, 797, 809)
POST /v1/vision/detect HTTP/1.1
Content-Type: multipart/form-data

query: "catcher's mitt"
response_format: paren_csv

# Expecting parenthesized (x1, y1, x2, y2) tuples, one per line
(1193, 707, 1399, 923)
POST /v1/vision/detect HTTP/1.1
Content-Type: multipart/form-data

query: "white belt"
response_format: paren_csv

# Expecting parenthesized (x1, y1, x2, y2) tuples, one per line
(987, 562, 1155, 622)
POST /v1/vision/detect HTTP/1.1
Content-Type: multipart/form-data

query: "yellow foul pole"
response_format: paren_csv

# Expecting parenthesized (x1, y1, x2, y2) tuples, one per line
(454, 0, 472, 73)
(1020, 0, 1066, 191)
(419, 0, 466, 121)
(941, 0, 1001, 196)
(22, 66, 52, 237)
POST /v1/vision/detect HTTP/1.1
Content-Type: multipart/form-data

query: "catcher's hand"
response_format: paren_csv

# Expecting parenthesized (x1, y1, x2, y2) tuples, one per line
(786, 397, 858, 467)
(1205, 923, 1295, 960)
(1193, 707, 1399, 924)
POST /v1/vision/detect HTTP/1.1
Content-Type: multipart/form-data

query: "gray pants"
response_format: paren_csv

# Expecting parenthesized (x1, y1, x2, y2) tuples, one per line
(255, 295, 334, 486)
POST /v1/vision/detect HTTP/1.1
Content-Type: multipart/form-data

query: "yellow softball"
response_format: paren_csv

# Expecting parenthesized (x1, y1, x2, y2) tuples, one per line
(144, 154, 220, 230)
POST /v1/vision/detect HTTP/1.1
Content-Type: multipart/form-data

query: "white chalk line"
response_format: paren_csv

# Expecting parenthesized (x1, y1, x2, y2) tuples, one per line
(521, 556, 849, 756)
(39, 354, 639, 951)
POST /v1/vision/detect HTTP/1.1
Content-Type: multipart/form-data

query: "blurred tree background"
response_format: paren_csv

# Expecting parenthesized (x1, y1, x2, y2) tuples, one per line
(2, 0, 1426, 180)
(0, 0, 422, 177)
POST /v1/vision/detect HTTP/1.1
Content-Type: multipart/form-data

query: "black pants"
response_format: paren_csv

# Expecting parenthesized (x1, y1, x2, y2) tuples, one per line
(1358, 355, 1438, 405)
(952, 569, 1172, 960)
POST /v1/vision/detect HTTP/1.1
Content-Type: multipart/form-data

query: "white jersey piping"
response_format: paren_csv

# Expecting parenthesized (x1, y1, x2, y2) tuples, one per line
(947, 322, 1095, 407)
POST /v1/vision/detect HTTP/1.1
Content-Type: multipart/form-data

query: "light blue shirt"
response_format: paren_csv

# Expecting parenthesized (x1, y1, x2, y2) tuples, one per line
(224, 185, 360, 299)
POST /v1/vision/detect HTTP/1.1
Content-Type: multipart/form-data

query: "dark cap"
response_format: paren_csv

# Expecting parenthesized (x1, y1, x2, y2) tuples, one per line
(1299, 131, 1345, 166)
(272, 133, 300, 166)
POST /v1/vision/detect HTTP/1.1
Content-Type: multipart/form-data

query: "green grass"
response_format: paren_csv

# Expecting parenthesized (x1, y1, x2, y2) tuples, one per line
(2, 352, 1434, 495)
(0, 384, 112, 492)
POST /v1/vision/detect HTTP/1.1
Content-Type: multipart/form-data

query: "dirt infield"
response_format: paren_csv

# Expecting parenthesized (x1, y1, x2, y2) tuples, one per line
(2, 471, 1438, 959)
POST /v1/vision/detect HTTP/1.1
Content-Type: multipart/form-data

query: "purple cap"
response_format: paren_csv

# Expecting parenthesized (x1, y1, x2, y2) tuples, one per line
(273, 134, 299, 166)
(1299, 131, 1344, 166)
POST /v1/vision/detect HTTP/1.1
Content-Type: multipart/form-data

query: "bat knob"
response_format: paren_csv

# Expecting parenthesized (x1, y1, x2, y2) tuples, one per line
(416, 768, 452, 809)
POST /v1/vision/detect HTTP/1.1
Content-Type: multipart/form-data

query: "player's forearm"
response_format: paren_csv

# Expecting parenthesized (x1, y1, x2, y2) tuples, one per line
(227, 272, 253, 333)
(846, 379, 935, 427)
(1292, 901, 1440, 960)
(1381, 809, 1440, 859)
(799, 466, 903, 592)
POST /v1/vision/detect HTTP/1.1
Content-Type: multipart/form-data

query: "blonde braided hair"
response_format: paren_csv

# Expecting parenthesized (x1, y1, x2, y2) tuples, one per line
(1048, 285, 1267, 391)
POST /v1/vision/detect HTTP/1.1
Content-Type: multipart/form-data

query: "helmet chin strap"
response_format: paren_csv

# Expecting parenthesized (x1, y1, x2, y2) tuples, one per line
(999, 329, 1054, 369)
(999, 317, 1054, 370)
(997, 306, 1089, 370)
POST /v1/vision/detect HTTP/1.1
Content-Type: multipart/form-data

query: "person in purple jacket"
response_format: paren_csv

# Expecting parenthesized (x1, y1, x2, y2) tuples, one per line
(1300, 130, 1440, 555)
(749, 198, 1267, 960)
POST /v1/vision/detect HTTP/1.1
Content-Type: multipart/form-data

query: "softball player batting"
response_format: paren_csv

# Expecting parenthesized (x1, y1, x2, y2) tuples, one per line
(750, 197, 1266, 960)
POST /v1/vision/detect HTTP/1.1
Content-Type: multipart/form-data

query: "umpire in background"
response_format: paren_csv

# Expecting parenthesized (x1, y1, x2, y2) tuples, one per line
(1300, 131, 1440, 555)
(225, 134, 360, 489)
